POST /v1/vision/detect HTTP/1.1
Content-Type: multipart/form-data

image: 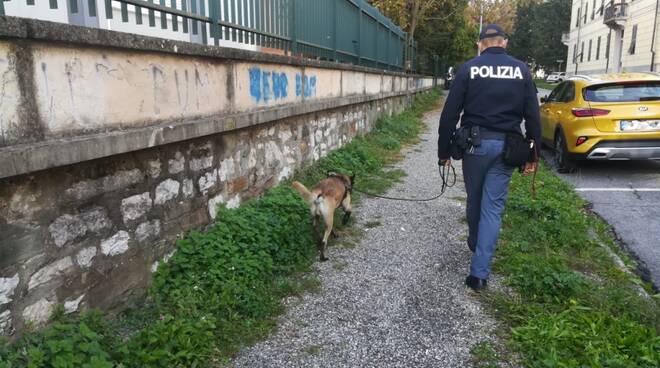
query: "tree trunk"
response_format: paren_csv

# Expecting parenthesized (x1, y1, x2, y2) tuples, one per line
(409, 0, 421, 40)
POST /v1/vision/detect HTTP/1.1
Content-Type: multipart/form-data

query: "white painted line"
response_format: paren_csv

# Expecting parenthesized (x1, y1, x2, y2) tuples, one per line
(575, 188, 660, 192)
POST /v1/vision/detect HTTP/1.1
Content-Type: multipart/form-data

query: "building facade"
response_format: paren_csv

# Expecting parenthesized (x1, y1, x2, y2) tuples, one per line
(565, 0, 660, 75)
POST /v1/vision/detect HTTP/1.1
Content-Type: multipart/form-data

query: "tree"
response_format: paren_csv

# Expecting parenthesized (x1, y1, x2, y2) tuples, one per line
(507, 2, 535, 62)
(508, 0, 571, 71)
(413, 0, 478, 73)
(465, 0, 518, 34)
(529, 0, 571, 70)
(369, 0, 443, 40)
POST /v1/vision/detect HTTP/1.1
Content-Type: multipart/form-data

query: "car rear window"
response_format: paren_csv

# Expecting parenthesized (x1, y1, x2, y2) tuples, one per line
(584, 81, 660, 102)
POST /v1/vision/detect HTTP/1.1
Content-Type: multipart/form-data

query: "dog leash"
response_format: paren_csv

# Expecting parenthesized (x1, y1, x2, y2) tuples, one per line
(529, 142, 539, 200)
(351, 164, 457, 202)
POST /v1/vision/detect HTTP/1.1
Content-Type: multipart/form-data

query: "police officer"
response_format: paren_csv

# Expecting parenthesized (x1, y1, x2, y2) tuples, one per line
(437, 24, 541, 291)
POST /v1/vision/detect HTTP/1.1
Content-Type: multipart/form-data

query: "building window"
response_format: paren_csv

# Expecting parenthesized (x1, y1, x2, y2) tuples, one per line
(580, 41, 585, 62)
(576, 8, 581, 28)
(584, 3, 588, 24)
(588, 39, 592, 61)
(591, 0, 596, 19)
(599, 0, 604, 16)
(629, 25, 637, 54)
(573, 44, 578, 63)
(606, 32, 611, 59)
(596, 36, 601, 60)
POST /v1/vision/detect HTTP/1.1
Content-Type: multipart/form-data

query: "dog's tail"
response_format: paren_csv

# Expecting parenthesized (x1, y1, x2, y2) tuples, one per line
(292, 181, 316, 204)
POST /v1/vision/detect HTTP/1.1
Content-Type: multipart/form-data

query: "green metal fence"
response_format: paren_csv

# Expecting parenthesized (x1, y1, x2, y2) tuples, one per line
(0, 0, 415, 71)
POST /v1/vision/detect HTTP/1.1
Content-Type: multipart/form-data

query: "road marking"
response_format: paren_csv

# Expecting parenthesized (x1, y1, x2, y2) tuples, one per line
(575, 188, 660, 192)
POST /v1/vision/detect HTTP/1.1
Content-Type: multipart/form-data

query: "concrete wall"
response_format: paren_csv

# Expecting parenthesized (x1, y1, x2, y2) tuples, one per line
(0, 17, 434, 336)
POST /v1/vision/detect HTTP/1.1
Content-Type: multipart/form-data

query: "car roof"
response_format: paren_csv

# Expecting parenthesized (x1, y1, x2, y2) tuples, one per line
(568, 72, 660, 85)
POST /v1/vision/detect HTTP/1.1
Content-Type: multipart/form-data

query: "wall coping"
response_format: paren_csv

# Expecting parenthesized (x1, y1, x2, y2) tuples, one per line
(0, 16, 427, 78)
(0, 88, 434, 179)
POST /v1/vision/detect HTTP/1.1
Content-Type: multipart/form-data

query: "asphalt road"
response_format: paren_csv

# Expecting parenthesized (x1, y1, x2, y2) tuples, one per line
(537, 87, 660, 288)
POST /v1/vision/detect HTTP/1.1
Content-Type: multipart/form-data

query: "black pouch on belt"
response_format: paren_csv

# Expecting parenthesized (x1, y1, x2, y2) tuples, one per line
(503, 133, 531, 167)
(449, 125, 471, 160)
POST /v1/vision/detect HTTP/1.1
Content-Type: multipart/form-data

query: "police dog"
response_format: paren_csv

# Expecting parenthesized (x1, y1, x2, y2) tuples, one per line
(292, 172, 354, 261)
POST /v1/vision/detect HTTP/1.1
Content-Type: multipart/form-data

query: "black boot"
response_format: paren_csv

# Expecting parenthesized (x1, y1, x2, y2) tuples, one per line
(465, 275, 487, 291)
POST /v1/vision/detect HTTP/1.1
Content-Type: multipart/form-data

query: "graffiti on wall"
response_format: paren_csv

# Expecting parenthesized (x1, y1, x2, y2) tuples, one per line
(249, 67, 288, 103)
(249, 67, 317, 103)
(295, 74, 317, 98)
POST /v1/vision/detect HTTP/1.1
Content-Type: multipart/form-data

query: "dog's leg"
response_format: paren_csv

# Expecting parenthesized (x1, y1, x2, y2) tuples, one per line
(319, 207, 335, 262)
(312, 214, 321, 241)
(341, 193, 353, 225)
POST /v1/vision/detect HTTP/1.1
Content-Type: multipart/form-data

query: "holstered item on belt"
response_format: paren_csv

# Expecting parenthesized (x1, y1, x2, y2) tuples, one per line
(449, 125, 472, 160)
(503, 133, 532, 167)
(469, 126, 481, 147)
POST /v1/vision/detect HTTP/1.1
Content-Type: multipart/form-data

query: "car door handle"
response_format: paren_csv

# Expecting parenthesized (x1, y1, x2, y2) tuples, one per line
(544, 108, 550, 113)
(556, 111, 562, 115)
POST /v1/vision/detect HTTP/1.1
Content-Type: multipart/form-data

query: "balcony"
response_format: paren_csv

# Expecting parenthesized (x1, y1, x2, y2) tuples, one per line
(604, 2, 628, 28)
(561, 32, 570, 45)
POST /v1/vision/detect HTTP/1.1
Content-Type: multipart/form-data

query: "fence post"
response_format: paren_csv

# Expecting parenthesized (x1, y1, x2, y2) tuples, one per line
(209, 0, 220, 46)
(105, 0, 113, 19)
(433, 54, 439, 87)
(289, 0, 297, 56)
(357, 0, 362, 65)
(332, 0, 338, 62)
(386, 28, 391, 70)
(401, 34, 406, 71)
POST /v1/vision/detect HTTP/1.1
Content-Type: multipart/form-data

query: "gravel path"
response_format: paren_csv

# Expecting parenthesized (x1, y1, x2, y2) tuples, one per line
(231, 107, 501, 368)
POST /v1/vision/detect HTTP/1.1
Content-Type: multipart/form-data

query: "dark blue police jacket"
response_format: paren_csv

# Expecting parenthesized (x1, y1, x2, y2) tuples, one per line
(437, 47, 541, 160)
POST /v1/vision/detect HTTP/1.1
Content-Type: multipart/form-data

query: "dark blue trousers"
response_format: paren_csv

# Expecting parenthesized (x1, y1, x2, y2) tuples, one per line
(462, 139, 515, 280)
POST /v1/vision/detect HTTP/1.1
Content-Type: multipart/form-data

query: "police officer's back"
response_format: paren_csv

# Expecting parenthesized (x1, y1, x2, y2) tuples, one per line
(436, 25, 541, 292)
(438, 28, 541, 157)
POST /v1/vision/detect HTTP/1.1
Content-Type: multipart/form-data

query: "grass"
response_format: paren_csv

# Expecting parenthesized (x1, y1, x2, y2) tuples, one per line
(0, 89, 442, 368)
(478, 161, 659, 367)
(331, 260, 349, 271)
(470, 341, 500, 368)
(533, 79, 560, 91)
(364, 220, 382, 229)
(302, 345, 321, 356)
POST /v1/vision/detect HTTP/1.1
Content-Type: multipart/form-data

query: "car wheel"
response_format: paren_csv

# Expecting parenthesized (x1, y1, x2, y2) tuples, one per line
(555, 131, 577, 173)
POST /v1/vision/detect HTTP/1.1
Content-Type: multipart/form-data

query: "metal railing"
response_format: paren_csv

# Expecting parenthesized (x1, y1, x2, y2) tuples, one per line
(604, 2, 628, 26)
(0, 0, 414, 71)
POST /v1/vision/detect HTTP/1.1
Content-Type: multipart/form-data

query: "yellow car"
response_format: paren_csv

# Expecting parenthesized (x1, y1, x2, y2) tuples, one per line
(539, 73, 660, 172)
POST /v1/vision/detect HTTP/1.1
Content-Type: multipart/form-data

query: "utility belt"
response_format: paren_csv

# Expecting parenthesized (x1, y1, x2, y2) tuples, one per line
(449, 125, 534, 167)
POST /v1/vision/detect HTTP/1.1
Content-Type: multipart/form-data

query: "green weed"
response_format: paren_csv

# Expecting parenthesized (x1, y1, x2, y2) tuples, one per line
(470, 340, 501, 368)
(486, 161, 660, 367)
(364, 220, 382, 229)
(302, 345, 321, 356)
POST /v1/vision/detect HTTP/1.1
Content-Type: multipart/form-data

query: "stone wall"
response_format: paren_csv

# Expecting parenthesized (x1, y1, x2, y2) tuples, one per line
(0, 17, 433, 336)
(0, 94, 411, 336)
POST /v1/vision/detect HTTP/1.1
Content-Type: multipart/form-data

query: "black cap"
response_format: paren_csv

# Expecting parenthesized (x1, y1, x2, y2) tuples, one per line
(479, 24, 508, 40)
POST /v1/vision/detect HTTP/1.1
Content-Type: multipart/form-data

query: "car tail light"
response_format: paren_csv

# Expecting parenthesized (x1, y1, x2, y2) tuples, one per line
(576, 136, 588, 146)
(571, 108, 610, 117)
